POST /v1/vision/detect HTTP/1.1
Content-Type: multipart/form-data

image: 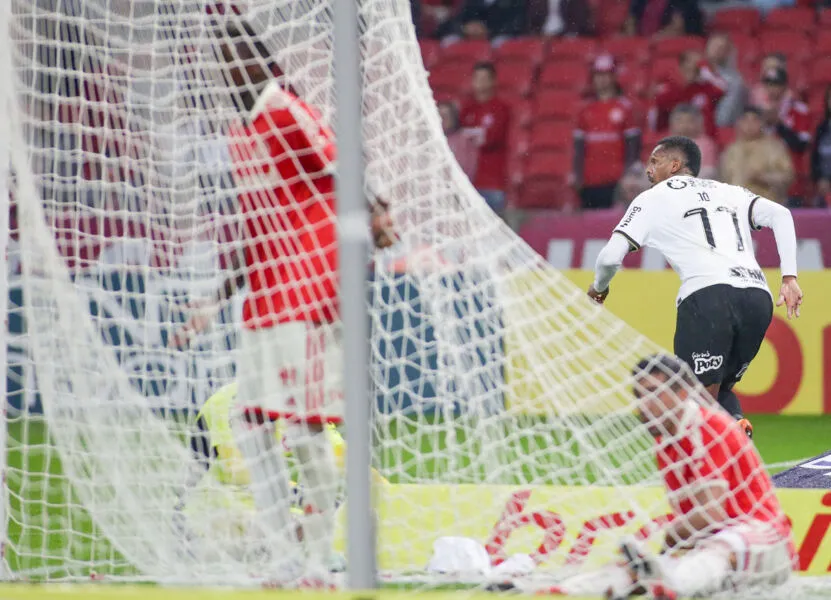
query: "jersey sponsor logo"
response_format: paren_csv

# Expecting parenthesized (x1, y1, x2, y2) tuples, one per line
(729, 266, 766, 283)
(667, 179, 687, 189)
(619, 205, 641, 228)
(691, 351, 724, 375)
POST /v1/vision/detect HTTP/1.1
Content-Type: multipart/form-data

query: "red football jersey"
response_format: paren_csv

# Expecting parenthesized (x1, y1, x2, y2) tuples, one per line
(458, 96, 511, 191)
(651, 76, 726, 139)
(574, 97, 640, 187)
(656, 404, 791, 541)
(228, 82, 338, 329)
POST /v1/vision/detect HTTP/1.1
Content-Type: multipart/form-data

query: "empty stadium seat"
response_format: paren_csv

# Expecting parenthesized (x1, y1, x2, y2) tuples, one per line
(602, 38, 650, 65)
(440, 39, 492, 65)
(428, 62, 473, 96)
(538, 61, 589, 93)
(595, 2, 630, 37)
(529, 121, 574, 153)
(821, 8, 831, 28)
(532, 90, 582, 123)
(709, 7, 762, 34)
(493, 37, 546, 67)
(815, 32, 831, 56)
(651, 36, 705, 58)
(763, 7, 816, 32)
(649, 56, 683, 88)
(548, 38, 598, 62)
(494, 58, 536, 98)
(508, 99, 533, 128)
(760, 32, 812, 63)
(419, 39, 440, 69)
(808, 58, 831, 91)
(617, 63, 649, 97)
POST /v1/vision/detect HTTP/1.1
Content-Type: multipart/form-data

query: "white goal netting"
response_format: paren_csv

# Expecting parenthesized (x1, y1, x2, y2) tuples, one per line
(0, 0, 813, 594)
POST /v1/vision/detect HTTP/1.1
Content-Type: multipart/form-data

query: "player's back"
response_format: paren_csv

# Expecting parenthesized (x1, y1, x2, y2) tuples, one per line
(630, 176, 769, 304)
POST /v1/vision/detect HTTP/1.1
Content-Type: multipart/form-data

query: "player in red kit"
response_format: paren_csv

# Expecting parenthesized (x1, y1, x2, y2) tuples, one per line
(603, 355, 794, 600)
(171, 19, 394, 582)
(572, 54, 641, 209)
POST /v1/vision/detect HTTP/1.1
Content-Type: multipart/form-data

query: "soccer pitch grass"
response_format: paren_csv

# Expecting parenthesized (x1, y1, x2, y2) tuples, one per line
(3, 413, 829, 585)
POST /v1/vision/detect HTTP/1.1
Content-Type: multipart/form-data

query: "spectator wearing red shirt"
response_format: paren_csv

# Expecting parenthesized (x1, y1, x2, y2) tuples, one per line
(760, 66, 812, 204)
(459, 62, 511, 214)
(573, 55, 641, 210)
(650, 51, 727, 139)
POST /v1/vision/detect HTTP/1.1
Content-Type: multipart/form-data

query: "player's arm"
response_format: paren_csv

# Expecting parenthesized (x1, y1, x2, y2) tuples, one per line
(588, 198, 650, 303)
(662, 481, 729, 551)
(749, 196, 803, 319)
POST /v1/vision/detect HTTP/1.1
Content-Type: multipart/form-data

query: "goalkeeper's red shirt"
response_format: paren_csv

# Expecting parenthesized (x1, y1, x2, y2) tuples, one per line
(656, 404, 791, 541)
(228, 82, 338, 329)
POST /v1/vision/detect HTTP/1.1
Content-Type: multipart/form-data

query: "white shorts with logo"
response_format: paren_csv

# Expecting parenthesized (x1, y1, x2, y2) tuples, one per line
(237, 321, 344, 424)
(699, 521, 794, 590)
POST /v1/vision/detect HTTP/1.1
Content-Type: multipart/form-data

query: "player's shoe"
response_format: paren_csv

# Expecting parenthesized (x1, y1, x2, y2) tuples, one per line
(735, 416, 753, 438)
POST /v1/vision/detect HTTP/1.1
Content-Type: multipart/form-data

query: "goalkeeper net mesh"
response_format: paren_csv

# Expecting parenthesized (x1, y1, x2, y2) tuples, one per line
(0, 0, 809, 593)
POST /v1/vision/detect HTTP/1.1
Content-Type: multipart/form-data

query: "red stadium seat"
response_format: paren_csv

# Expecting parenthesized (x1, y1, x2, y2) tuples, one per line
(717, 127, 736, 149)
(595, 2, 630, 38)
(808, 58, 831, 91)
(821, 8, 831, 28)
(729, 33, 760, 66)
(617, 63, 649, 97)
(532, 90, 582, 123)
(537, 61, 589, 93)
(763, 7, 816, 32)
(509, 99, 533, 128)
(440, 40, 492, 65)
(528, 121, 574, 153)
(419, 39, 440, 69)
(651, 36, 705, 59)
(493, 37, 546, 67)
(815, 32, 831, 56)
(428, 62, 473, 96)
(650, 56, 683, 88)
(709, 7, 762, 34)
(494, 58, 536, 98)
(602, 38, 650, 65)
(547, 38, 598, 62)
(641, 130, 663, 162)
(760, 32, 811, 63)
(808, 88, 827, 124)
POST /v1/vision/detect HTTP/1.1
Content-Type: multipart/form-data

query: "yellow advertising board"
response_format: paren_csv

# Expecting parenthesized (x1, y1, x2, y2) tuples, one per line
(544, 270, 831, 415)
(335, 484, 831, 576)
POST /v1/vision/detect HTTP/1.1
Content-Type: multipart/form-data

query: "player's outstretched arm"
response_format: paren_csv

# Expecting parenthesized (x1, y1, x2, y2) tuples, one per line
(588, 234, 631, 304)
(750, 198, 803, 319)
(662, 481, 729, 552)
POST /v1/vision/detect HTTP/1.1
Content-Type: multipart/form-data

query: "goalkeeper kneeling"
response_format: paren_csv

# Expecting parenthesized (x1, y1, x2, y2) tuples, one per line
(185, 382, 386, 571)
(603, 355, 794, 600)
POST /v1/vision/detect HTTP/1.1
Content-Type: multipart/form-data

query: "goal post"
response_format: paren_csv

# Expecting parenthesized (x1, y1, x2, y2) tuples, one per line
(0, 0, 815, 594)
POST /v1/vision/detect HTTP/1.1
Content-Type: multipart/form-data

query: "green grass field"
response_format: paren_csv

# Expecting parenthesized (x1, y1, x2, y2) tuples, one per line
(3, 413, 830, 589)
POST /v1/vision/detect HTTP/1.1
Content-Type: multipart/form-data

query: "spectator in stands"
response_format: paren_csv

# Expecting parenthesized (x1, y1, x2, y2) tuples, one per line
(441, 0, 526, 44)
(705, 32, 746, 127)
(749, 0, 796, 12)
(572, 54, 641, 210)
(749, 53, 787, 110)
(419, 1, 456, 39)
(459, 62, 511, 214)
(650, 51, 727, 139)
(439, 100, 479, 180)
(759, 65, 812, 204)
(721, 106, 794, 204)
(623, 0, 704, 38)
(668, 104, 718, 178)
(526, 0, 595, 37)
(811, 85, 831, 207)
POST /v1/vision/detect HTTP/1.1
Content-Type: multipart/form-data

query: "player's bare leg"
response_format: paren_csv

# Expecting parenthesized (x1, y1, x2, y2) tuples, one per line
(705, 383, 753, 438)
(288, 420, 339, 575)
(230, 409, 301, 575)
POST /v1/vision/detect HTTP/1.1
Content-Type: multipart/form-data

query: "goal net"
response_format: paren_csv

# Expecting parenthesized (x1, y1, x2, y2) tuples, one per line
(0, 0, 805, 593)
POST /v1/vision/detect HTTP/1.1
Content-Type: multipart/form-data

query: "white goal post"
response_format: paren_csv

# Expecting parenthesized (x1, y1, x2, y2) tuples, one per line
(0, 0, 814, 594)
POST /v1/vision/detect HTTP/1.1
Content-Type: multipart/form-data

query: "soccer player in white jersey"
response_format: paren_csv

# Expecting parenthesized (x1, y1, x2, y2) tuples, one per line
(588, 136, 803, 437)
(171, 20, 395, 582)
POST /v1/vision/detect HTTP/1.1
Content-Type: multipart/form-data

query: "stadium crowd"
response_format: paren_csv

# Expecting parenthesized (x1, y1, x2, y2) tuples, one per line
(420, 0, 831, 217)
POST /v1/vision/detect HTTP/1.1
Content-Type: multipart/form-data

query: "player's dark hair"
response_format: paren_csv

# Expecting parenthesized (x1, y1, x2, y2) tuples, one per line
(632, 354, 696, 394)
(473, 61, 496, 77)
(655, 135, 702, 177)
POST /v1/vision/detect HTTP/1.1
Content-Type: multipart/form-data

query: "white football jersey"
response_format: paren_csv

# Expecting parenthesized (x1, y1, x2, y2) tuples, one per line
(614, 176, 771, 304)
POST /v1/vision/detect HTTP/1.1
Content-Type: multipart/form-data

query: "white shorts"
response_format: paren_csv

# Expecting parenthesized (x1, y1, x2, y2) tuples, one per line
(237, 322, 344, 424)
(700, 521, 794, 590)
